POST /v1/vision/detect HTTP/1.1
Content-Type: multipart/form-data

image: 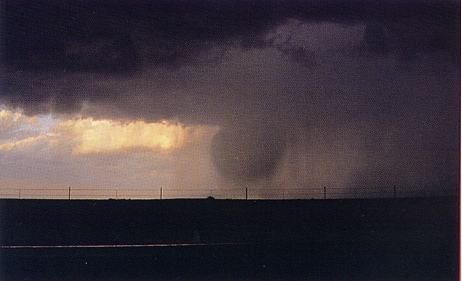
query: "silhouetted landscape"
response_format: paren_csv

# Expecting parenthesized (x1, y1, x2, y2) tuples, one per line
(1, 196, 458, 280)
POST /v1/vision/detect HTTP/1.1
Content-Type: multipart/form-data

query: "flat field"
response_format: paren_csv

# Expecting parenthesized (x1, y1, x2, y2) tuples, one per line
(0, 197, 458, 280)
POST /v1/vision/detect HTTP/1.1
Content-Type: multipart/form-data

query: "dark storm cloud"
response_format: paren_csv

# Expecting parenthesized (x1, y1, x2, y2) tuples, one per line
(1, 0, 458, 120)
(0, 0, 458, 116)
(0, 1, 459, 188)
(2, 0, 459, 71)
(1, 1, 281, 73)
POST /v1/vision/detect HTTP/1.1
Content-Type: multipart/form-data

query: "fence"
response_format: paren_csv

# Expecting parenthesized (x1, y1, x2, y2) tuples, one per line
(0, 185, 456, 200)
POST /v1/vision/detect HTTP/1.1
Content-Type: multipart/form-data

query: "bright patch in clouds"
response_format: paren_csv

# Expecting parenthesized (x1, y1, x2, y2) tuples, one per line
(0, 109, 218, 155)
(54, 118, 214, 154)
(0, 109, 40, 141)
(0, 135, 49, 152)
(0, 109, 38, 128)
(0, 109, 220, 197)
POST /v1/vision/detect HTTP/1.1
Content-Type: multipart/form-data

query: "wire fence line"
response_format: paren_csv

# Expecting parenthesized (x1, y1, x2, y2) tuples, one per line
(0, 185, 455, 200)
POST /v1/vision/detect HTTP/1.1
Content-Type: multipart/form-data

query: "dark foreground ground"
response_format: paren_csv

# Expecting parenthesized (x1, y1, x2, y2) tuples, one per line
(0, 197, 459, 280)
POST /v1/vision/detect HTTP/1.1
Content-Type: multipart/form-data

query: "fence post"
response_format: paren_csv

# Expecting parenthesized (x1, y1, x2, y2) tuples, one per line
(245, 188, 248, 200)
(160, 187, 163, 200)
(68, 187, 71, 200)
(323, 186, 326, 199)
(19, 189, 21, 199)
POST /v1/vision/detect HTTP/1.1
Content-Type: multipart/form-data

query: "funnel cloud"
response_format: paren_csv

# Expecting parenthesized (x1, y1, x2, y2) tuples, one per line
(211, 126, 286, 182)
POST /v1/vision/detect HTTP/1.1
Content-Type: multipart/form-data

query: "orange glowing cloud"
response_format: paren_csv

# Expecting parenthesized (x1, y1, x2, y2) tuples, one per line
(0, 109, 39, 131)
(53, 118, 219, 154)
(0, 135, 49, 152)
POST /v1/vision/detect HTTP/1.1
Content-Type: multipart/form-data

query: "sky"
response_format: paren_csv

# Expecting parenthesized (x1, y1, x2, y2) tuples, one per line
(0, 0, 460, 199)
